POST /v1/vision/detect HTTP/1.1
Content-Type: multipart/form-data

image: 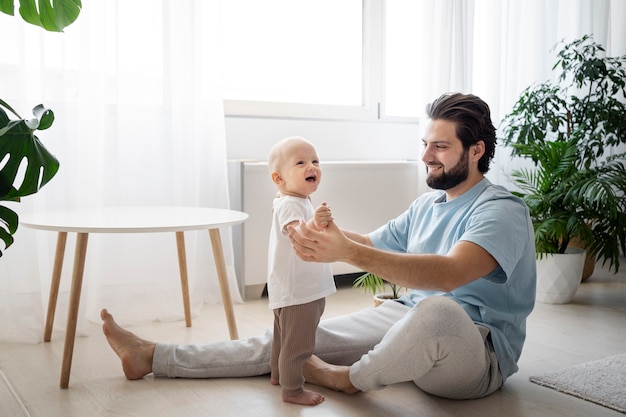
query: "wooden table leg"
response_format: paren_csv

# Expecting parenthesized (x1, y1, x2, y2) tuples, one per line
(175, 231, 192, 327)
(208, 229, 239, 340)
(44, 232, 67, 342)
(60, 232, 89, 389)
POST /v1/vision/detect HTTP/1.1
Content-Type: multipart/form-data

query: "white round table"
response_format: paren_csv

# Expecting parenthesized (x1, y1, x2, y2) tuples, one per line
(20, 206, 248, 389)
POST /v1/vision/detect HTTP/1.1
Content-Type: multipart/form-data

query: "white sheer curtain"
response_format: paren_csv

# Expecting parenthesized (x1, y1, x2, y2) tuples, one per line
(407, 0, 624, 118)
(406, 0, 625, 187)
(0, 0, 242, 343)
(473, 0, 625, 187)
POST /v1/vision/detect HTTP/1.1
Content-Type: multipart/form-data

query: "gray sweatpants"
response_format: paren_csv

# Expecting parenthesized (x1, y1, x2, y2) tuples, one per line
(153, 296, 503, 399)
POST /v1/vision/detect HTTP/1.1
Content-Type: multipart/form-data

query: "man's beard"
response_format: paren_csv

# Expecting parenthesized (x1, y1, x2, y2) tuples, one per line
(426, 149, 470, 190)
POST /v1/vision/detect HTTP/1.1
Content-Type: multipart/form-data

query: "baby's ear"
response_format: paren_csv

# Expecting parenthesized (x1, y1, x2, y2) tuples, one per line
(271, 171, 282, 184)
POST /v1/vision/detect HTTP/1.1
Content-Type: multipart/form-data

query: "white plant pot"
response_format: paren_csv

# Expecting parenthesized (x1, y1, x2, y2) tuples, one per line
(373, 292, 396, 307)
(535, 248, 586, 304)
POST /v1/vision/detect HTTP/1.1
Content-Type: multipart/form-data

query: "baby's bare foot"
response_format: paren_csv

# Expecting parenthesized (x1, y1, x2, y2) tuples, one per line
(282, 389, 325, 406)
(101, 309, 155, 380)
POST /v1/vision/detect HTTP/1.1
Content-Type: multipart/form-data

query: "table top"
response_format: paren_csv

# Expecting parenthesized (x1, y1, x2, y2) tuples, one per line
(20, 206, 249, 233)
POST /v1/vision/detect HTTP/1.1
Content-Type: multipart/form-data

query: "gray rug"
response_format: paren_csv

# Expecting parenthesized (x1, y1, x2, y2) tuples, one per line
(529, 353, 626, 414)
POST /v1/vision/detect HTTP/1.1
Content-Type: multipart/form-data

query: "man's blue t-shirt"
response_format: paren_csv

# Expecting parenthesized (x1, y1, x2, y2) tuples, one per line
(368, 178, 536, 382)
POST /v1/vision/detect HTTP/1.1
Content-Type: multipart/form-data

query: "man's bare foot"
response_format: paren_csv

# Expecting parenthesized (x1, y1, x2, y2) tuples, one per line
(282, 389, 325, 406)
(101, 309, 155, 380)
(303, 355, 360, 394)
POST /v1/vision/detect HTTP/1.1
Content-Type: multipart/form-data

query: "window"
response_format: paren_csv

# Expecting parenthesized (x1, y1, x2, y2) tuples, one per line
(384, 1, 423, 118)
(220, 0, 362, 105)
(220, 0, 417, 121)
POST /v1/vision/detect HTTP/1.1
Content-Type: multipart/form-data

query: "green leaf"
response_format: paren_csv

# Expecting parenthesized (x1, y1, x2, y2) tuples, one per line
(16, 0, 40, 26)
(9, 0, 82, 32)
(0, 0, 15, 16)
(32, 104, 54, 130)
(353, 272, 386, 295)
(0, 205, 18, 257)
(353, 272, 403, 299)
(0, 105, 60, 201)
(39, 0, 82, 32)
(0, 98, 21, 120)
(0, 205, 18, 234)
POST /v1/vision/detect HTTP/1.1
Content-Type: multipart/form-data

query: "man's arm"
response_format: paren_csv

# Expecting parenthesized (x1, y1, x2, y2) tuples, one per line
(341, 229, 372, 246)
(288, 221, 497, 292)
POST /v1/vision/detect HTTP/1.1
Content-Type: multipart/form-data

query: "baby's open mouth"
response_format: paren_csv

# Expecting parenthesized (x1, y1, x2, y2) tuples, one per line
(306, 175, 317, 182)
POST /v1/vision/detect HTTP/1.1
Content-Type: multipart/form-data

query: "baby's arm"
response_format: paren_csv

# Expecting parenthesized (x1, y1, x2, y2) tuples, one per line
(310, 202, 333, 231)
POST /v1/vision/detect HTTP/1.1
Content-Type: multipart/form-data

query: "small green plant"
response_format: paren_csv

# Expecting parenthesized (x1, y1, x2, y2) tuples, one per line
(353, 272, 404, 299)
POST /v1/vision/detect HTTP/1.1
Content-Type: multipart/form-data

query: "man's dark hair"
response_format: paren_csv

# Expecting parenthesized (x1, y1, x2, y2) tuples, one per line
(426, 93, 497, 173)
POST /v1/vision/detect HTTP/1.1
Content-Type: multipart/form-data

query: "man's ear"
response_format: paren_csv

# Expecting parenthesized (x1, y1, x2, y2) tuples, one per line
(271, 171, 282, 185)
(472, 140, 485, 160)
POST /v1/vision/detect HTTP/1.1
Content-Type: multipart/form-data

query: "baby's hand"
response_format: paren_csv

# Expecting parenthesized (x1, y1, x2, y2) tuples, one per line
(314, 202, 333, 231)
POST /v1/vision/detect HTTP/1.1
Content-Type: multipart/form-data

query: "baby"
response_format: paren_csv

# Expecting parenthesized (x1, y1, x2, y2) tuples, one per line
(266, 136, 336, 405)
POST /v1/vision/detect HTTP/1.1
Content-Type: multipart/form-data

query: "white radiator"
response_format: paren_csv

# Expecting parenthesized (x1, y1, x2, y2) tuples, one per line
(228, 160, 421, 299)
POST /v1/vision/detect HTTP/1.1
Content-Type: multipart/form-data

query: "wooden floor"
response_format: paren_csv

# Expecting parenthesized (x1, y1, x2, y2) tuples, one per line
(1, 259, 625, 417)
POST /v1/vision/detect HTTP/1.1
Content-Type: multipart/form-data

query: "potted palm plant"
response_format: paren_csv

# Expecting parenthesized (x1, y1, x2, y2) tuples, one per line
(0, 0, 82, 256)
(353, 272, 406, 306)
(501, 34, 626, 303)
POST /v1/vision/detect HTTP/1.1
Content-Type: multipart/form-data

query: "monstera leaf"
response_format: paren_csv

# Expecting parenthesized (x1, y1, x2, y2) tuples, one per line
(0, 100, 60, 256)
(0, 0, 81, 257)
(0, 0, 82, 32)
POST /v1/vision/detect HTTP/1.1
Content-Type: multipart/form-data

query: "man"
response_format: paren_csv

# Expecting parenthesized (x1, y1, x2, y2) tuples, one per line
(102, 92, 536, 400)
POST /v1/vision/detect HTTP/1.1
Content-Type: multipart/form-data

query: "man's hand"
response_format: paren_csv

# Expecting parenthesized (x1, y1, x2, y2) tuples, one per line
(288, 219, 345, 263)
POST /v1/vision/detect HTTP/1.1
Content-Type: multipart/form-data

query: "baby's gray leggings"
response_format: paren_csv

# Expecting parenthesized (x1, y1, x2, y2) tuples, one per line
(153, 296, 502, 399)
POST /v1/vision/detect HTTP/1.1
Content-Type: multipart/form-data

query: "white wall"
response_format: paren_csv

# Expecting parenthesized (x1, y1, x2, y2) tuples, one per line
(223, 114, 508, 191)
(224, 116, 423, 162)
